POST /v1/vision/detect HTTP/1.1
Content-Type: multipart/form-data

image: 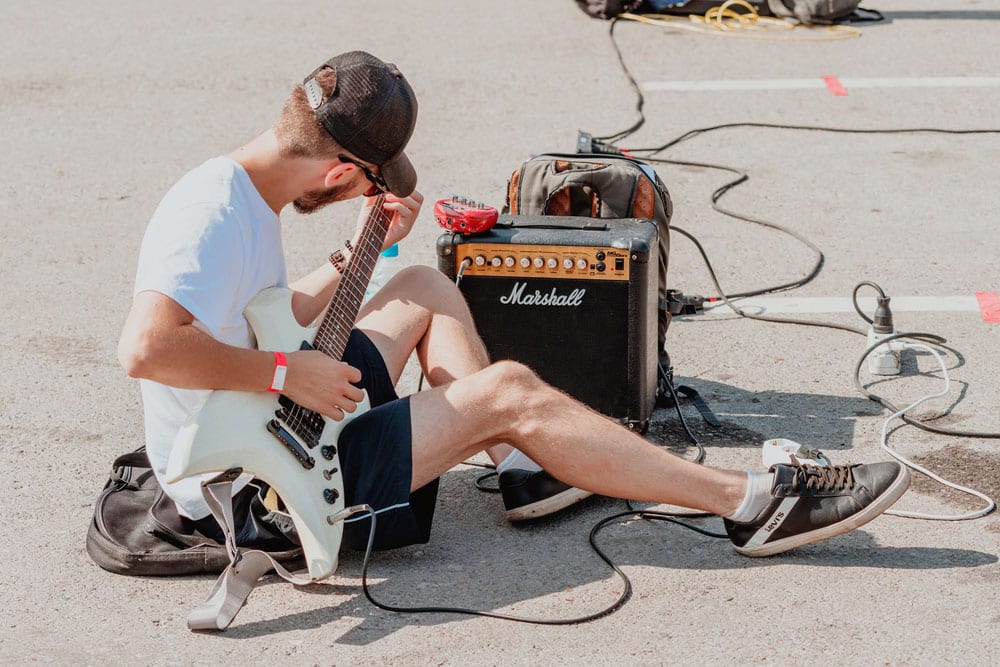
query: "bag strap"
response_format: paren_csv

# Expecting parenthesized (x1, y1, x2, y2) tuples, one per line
(186, 470, 371, 631)
(113, 450, 150, 469)
(106, 449, 151, 490)
(185, 470, 313, 630)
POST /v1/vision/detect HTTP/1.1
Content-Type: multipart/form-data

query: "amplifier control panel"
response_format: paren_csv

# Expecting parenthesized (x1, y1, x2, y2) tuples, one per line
(455, 243, 630, 281)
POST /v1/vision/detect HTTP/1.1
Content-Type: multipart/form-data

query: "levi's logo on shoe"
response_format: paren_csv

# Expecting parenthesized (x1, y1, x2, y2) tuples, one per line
(764, 511, 786, 533)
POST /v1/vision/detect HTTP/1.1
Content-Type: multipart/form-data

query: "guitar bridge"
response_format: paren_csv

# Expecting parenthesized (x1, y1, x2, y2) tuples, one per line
(277, 393, 324, 448)
(266, 418, 316, 469)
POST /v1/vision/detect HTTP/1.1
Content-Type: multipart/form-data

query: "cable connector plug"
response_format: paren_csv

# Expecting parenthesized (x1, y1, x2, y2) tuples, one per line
(576, 131, 631, 156)
(867, 295, 901, 375)
(664, 289, 705, 316)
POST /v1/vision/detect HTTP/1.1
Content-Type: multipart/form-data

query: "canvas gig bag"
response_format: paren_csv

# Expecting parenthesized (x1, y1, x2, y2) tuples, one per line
(86, 448, 302, 576)
(576, 0, 871, 24)
(504, 153, 674, 352)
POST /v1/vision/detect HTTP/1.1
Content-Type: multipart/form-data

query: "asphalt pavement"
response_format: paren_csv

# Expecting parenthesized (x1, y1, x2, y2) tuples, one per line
(1, 0, 998, 664)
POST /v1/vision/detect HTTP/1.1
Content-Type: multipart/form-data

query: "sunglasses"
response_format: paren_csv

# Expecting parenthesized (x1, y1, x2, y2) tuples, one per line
(338, 154, 388, 194)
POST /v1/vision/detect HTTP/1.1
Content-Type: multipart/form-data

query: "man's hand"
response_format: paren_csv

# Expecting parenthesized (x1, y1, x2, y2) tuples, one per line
(282, 350, 366, 422)
(119, 292, 366, 422)
(356, 189, 424, 250)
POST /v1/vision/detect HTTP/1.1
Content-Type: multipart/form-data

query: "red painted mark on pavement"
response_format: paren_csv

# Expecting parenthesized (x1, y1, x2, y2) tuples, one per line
(976, 292, 1000, 323)
(822, 76, 848, 96)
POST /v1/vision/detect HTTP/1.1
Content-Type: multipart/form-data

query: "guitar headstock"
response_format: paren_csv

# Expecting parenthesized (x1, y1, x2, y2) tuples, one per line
(434, 196, 499, 235)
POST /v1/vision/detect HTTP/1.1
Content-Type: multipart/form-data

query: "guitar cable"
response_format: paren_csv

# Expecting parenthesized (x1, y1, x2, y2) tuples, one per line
(356, 498, 728, 626)
(366, 91, 999, 618)
(354, 257, 728, 625)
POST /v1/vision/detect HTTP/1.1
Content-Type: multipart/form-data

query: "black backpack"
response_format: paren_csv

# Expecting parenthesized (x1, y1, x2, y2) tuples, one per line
(503, 153, 674, 354)
(86, 448, 302, 576)
(576, 0, 870, 24)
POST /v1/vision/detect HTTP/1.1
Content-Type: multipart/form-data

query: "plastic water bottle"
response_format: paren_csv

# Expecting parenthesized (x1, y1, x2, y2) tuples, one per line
(364, 243, 402, 302)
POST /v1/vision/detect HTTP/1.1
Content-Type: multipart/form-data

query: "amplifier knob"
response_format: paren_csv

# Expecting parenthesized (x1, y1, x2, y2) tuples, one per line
(504, 256, 516, 267)
(520, 257, 531, 268)
(490, 256, 503, 267)
(546, 257, 558, 269)
(533, 257, 544, 268)
(474, 255, 486, 266)
(562, 258, 574, 270)
(576, 258, 588, 270)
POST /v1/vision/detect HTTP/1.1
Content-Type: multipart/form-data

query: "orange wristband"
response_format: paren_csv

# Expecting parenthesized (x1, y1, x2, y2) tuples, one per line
(268, 351, 287, 393)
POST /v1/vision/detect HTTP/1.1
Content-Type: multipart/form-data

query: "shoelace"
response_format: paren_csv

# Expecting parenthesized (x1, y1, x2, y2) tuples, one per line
(788, 456, 855, 492)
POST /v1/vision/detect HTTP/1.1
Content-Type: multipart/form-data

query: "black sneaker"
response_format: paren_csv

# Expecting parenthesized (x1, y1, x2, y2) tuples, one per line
(498, 469, 593, 522)
(725, 461, 910, 557)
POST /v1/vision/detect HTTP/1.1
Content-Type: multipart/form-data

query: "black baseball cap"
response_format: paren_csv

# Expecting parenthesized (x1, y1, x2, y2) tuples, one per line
(303, 51, 418, 197)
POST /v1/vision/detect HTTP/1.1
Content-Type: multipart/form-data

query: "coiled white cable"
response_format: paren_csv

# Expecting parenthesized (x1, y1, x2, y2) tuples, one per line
(875, 340, 996, 520)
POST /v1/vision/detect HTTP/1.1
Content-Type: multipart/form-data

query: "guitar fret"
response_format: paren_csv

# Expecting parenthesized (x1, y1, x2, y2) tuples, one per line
(311, 194, 391, 361)
(283, 206, 377, 429)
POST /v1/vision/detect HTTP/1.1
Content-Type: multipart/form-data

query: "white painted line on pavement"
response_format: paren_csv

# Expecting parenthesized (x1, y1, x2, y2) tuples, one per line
(643, 76, 1000, 93)
(700, 295, 983, 315)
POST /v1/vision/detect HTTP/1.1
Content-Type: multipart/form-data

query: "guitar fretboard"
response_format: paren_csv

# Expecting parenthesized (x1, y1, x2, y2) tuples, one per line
(313, 194, 392, 359)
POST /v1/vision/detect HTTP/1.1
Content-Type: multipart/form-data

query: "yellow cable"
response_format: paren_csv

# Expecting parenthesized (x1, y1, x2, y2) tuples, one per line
(619, 6, 860, 41)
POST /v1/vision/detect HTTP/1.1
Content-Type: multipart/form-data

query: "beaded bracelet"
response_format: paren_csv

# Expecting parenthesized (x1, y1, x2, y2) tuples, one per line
(328, 248, 346, 273)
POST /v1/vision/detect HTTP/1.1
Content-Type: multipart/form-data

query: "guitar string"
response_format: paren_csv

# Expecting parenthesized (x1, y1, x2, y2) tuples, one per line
(286, 204, 387, 437)
(287, 199, 389, 435)
(285, 196, 392, 440)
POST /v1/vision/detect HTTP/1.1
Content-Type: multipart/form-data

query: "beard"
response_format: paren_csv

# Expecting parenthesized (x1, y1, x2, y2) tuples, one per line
(292, 183, 353, 214)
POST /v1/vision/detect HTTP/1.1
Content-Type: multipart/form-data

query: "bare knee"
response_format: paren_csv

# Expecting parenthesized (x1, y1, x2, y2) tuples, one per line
(476, 360, 556, 437)
(388, 265, 461, 305)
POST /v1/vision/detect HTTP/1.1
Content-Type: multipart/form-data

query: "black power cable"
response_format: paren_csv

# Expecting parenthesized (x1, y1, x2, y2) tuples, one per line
(597, 17, 646, 144)
(364, 17, 999, 627)
(595, 17, 1000, 148)
(594, 16, 1000, 440)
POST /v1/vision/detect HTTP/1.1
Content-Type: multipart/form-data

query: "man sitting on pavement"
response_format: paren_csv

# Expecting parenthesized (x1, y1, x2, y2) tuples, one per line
(117, 50, 911, 560)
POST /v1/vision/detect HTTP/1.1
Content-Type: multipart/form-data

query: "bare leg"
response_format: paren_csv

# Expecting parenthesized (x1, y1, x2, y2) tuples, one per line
(355, 266, 513, 464)
(408, 360, 747, 517)
(355, 266, 745, 514)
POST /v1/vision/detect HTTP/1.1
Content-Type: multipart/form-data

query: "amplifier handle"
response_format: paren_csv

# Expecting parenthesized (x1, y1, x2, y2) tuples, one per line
(495, 217, 611, 232)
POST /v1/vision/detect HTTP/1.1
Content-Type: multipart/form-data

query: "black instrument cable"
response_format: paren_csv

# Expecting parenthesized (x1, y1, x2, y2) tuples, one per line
(355, 18, 998, 625)
(357, 499, 727, 625)
(362, 263, 727, 625)
(598, 14, 1000, 439)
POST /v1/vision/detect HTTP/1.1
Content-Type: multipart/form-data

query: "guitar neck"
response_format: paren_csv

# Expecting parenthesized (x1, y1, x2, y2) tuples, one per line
(312, 194, 391, 359)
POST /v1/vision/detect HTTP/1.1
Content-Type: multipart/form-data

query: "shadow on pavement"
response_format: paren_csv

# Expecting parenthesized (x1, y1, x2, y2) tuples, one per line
(211, 463, 996, 642)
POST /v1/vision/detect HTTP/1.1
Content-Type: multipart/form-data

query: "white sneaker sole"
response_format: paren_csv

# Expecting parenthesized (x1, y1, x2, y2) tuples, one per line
(734, 465, 912, 557)
(505, 486, 594, 522)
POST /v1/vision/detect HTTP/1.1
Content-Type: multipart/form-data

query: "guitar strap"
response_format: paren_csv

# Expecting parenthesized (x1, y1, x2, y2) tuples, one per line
(186, 471, 372, 631)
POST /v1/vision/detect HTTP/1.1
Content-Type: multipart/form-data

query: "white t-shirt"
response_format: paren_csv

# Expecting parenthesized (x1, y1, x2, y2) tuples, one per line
(133, 156, 287, 519)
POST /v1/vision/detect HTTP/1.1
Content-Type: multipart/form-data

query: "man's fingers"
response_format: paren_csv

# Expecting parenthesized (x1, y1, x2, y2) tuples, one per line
(345, 384, 365, 403)
(342, 362, 363, 384)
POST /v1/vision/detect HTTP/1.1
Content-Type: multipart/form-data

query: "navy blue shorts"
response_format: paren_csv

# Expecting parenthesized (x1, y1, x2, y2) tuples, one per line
(337, 329, 439, 551)
(198, 329, 438, 553)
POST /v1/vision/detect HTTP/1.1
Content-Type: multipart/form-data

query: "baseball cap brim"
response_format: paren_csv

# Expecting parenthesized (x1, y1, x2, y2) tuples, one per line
(381, 150, 416, 198)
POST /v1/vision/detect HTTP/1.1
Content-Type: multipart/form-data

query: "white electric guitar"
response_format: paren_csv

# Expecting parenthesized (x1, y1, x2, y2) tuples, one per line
(166, 194, 392, 582)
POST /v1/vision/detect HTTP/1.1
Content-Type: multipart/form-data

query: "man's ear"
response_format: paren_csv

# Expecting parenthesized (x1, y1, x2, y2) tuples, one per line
(323, 160, 356, 188)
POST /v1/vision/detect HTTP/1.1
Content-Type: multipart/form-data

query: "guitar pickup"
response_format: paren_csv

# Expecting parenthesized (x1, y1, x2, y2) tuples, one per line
(267, 418, 316, 469)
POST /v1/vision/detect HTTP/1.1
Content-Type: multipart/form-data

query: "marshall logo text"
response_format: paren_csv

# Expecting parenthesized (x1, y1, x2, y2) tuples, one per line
(499, 282, 585, 307)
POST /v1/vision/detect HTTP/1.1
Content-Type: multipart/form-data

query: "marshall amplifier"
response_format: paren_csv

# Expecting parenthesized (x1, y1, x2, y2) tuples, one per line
(437, 215, 658, 430)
